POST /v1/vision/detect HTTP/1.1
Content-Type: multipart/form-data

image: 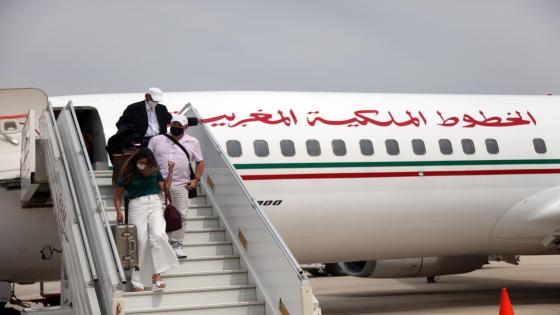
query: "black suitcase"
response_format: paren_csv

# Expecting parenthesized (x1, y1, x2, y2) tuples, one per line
(111, 223, 138, 271)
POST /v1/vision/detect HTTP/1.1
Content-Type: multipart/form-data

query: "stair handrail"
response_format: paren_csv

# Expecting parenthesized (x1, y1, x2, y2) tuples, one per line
(187, 105, 306, 278)
(65, 101, 127, 285)
(39, 103, 101, 314)
(185, 105, 316, 315)
(54, 101, 126, 314)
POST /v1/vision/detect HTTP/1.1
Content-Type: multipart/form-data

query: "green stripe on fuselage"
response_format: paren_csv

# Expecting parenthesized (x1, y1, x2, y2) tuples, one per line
(233, 159, 560, 169)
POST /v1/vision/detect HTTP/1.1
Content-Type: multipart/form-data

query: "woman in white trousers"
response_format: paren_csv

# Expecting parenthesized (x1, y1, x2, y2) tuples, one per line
(114, 148, 179, 291)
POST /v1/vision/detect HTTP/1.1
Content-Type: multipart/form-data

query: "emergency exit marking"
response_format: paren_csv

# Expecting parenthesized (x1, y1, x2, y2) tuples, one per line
(207, 175, 215, 192)
(279, 298, 290, 315)
(238, 229, 248, 250)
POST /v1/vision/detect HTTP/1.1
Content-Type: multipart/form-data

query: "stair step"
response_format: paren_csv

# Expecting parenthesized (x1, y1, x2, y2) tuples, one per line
(95, 180, 205, 194)
(106, 216, 220, 227)
(101, 196, 209, 204)
(185, 216, 220, 229)
(123, 285, 257, 310)
(186, 206, 213, 218)
(188, 196, 209, 207)
(184, 229, 226, 243)
(94, 174, 112, 187)
(183, 242, 233, 257)
(161, 270, 248, 289)
(172, 255, 240, 273)
(101, 200, 211, 211)
(100, 205, 216, 218)
(125, 301, 265, 315)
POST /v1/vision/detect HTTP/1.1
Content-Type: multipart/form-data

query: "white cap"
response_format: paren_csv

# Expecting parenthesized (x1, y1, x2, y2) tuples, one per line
(171, 114, 188, 126)
(146, 87, 163, 102)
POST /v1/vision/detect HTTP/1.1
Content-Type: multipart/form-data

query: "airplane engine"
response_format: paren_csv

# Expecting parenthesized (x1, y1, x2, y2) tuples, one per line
(338, 255, 486, 278)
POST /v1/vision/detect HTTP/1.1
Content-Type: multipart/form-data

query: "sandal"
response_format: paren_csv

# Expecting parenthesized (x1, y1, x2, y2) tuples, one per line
(133, 286, 144, 292)
(152, 280, 166, 291)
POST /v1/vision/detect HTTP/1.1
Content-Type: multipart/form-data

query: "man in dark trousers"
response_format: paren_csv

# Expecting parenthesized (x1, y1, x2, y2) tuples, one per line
(116, 87, 172, 147)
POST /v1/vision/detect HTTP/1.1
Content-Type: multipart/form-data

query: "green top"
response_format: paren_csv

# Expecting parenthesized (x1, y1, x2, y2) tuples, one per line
(117, 171, 164, 199)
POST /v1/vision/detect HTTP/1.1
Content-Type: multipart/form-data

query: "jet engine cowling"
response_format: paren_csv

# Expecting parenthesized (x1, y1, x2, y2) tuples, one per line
(338, 256, 487, 278)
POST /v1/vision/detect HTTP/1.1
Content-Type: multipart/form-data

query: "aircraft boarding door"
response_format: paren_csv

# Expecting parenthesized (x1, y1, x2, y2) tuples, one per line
(0, 88, 48, 182)
(20, 109, 51, 207)
(20, 110, 36, 204)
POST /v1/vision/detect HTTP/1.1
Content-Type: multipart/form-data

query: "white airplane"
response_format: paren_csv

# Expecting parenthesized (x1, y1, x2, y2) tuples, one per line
(2, 89, 560, 296)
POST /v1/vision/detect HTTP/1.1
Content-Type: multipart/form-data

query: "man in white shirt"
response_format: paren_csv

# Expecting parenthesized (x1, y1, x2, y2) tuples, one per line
(148, 114, 205, 258)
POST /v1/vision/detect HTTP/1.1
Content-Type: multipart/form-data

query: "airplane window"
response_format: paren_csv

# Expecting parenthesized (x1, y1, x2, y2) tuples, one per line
(2, 120, 18, 132)
(359, 139, 374, 156)
(280, 140, 296, 157)
(439, 139, 453, 155)
(226, 140, 242, 157)
(306, 139, 321, 156)
(332, 139, 347, 156)
(485, 138, 499, 154)
(253, 140, 269, 157)
(461, 139, 475, 155)
(533, 138, 547, 154)
(412, 139, 426, 155)
(385, 139, 400, 156)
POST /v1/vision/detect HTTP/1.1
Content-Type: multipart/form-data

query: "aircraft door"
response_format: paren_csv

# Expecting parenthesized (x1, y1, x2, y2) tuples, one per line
(0, 88, 48, 181)
(73, 107, 109, 170)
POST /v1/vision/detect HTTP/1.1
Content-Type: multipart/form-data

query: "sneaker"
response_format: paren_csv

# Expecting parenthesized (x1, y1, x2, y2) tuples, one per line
(172, 241, 187, 259)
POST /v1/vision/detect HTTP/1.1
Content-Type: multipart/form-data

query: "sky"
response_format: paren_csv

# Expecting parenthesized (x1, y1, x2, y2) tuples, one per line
(1, 0, 559, 96)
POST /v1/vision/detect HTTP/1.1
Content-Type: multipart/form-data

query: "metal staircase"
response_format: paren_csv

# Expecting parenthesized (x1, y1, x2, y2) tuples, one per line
(28, 99, 321, 314)
(97, 172, 266, 314)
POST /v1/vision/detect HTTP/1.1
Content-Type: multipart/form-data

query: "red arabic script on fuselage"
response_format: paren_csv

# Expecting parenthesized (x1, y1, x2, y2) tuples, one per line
(201, 109, 537, 128)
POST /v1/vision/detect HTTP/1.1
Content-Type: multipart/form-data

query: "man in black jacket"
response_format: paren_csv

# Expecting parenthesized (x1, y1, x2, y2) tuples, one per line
(116, 87, 172, 146)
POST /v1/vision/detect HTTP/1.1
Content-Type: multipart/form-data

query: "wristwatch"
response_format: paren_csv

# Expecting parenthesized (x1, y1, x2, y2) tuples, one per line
(194, 176, 200, 181)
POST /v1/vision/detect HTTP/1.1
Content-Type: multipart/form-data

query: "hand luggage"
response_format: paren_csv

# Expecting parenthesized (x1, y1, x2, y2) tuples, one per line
(164, 190, 183, 233)
(111, 223, 139, 271)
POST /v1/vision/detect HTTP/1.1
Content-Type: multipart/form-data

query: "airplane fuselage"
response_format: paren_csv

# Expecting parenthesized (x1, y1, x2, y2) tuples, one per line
(2, 91, 560, 282)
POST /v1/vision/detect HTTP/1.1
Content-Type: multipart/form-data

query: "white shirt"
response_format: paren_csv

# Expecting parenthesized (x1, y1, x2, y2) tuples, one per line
(145, 101, 160, 137)
(148, 134, 204, 185)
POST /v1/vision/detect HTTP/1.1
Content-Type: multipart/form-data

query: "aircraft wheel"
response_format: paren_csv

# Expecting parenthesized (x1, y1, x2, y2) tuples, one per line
(325, 263, 347, 276)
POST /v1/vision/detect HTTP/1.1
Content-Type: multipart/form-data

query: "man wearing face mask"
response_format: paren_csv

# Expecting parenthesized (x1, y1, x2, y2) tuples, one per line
(148, 114, 204, 258)
(116, 87, 172, 147)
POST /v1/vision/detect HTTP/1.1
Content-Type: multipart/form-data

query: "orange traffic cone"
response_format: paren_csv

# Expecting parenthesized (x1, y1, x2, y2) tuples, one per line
(499, 288, 515, 315)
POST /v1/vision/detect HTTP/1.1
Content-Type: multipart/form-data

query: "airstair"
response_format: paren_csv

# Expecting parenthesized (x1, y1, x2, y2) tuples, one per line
(24, 99, 320, 315)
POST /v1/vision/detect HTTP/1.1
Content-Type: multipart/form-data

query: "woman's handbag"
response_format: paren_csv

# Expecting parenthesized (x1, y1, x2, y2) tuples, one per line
(164, 191, 182, 233)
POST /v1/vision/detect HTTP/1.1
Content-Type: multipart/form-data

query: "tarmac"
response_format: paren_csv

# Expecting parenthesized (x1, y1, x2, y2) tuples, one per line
(310, 255, 560, 315)
(9, 255, 560, 314)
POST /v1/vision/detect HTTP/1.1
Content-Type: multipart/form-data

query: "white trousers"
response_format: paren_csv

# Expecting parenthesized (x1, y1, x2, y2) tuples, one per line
(128, 194, 179, 288)
(167, 185, 190, 243)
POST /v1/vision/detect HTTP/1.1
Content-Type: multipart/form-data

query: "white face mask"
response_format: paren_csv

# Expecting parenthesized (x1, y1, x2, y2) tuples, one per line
(136, 163, 146, 170)
(148, 100, 158, 108)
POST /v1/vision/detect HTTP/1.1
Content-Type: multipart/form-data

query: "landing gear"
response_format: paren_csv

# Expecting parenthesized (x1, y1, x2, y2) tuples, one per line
(0, 303, 21, 315)
(303, 263, 348, 277)
(1, 282, 22, 315)
(325, 263, 347, 277)
(426, 276, 437, 283)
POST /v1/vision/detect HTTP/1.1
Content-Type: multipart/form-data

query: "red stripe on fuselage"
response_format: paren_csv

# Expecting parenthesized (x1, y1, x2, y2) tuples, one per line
(240, 168, 560, 180)
(0, 114, 28, 119)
